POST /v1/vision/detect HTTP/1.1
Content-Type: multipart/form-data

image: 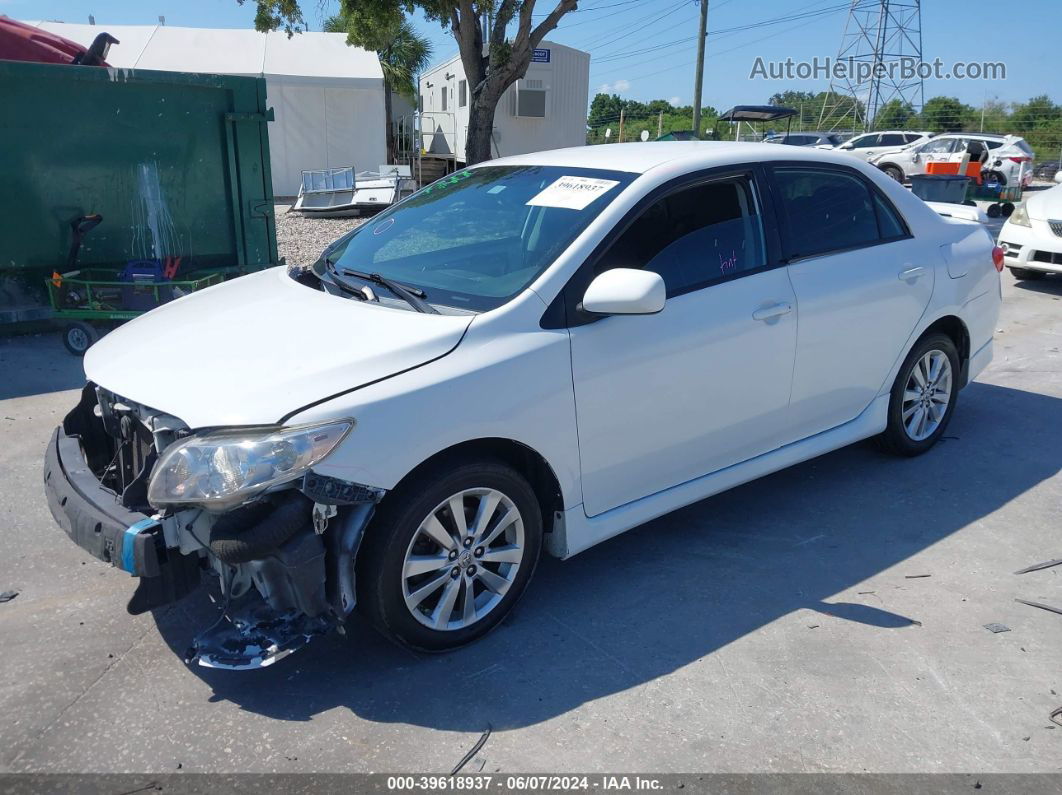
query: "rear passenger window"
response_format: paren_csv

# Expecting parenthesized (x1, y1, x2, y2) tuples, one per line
(878, 133, 905, 146)
(773, 168, 880, 258)
(597, 177, 767, 296)
(874, 194, 907, 239)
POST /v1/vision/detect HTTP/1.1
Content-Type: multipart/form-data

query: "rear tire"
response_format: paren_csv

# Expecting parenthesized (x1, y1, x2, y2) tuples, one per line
(877, 333, 960, 457)
(62, 322, 99, 356)
(1008, 267, 1046, 281)
(357, 457, 542, 652)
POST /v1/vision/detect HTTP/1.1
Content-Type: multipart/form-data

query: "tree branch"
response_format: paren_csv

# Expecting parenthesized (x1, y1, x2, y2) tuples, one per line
(528, 0, 578, 49)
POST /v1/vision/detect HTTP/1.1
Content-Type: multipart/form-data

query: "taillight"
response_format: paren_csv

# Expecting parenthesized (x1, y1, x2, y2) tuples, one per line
(992, 246, 1005, 271)
(1008, 156, 1032, 163)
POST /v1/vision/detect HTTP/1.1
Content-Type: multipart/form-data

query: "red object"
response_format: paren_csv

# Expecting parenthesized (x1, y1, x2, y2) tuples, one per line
(925, 160, 983, 185)
(0, 16, 107, 66)
(1008, 156, 1032, 164)
(991, 246, 1005, 272)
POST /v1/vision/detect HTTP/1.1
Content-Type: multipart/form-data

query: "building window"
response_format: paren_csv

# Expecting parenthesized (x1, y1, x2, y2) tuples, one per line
(441, 86, 447, 112)
(459, 80, 467, 108)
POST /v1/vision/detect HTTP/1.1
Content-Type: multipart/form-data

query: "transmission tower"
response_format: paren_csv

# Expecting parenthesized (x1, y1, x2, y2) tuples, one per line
(818, 0, 924, 132)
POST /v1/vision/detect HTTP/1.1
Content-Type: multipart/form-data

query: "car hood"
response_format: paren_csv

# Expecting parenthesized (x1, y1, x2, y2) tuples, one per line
(84, 267, 473, 428)
(1023, 184, 1062, 221)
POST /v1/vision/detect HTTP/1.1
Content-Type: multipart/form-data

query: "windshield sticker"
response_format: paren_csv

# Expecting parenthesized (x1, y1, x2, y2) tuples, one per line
(526, 176, 620, 210)
(373, 217, 395, 235)
(421, 170, 473, 195)
(487, 185, 507, 194)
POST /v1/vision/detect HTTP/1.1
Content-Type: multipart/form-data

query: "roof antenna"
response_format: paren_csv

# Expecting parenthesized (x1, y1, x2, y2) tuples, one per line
(88, 14, 95, 24)
(158, 15, 165, 25)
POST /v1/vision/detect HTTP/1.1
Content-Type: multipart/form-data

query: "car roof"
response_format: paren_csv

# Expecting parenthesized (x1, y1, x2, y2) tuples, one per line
(486, 141, 882, 175)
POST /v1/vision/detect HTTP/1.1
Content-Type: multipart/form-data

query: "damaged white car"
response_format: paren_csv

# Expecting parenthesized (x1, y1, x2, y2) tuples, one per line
(44, 143, 1002, 668)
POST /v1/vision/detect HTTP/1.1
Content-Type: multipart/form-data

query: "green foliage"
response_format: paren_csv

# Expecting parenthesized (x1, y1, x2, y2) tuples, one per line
(586, 94, 722, 143)
(241, 0, 306, 35)
(325, 12, 432, 99)
(874, 100, 914, 129)
(919, 96, 972, 132)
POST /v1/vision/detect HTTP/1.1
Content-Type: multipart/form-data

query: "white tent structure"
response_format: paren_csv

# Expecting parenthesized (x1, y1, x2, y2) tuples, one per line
(27, 21, 387, 196)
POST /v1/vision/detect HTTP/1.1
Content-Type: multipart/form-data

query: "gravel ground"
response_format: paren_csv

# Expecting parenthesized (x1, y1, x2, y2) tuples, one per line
(274, 202, 367, 267)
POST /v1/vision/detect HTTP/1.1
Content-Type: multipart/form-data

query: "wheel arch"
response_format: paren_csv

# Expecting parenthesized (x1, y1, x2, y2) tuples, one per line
(916, 314, 971, 386)
(387, 437, 566, 550)
(876, 161, 905, 180)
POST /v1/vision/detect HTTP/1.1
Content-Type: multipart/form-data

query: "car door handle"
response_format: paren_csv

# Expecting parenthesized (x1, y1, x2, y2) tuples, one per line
(752, 302, 793, 321)
(898, 266, 927, 281)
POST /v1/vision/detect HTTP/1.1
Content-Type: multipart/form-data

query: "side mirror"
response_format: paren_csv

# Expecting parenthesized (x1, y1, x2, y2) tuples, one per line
(1054, 170, 1062, 184)
(581, 268, 665, 316)
(840, 142, 854, 150)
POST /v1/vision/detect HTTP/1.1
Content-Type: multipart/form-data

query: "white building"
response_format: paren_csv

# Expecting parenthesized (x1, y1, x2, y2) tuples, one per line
(418, 41, 589, 164)
(26, 21, 387, 196)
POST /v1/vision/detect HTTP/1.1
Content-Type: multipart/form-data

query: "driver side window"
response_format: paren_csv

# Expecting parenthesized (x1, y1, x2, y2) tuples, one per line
(920, 138, 957, 154)
(596, 177, 767, 297)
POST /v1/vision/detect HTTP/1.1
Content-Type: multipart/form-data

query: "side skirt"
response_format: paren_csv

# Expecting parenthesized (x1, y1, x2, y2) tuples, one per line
(558, 393, 891, 558)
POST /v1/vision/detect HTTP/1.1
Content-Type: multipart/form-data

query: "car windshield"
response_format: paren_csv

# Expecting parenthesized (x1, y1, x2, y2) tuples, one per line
(323, 165, 637, 312)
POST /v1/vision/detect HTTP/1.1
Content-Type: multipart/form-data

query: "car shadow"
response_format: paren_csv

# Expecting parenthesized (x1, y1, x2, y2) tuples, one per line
(1012, 275, 1062, 297)
(154, 381, 1062, 731)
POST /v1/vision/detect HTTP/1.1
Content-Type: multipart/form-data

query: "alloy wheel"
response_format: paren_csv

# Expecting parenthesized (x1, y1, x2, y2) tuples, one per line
(401, 487, 525, 631)
(901, 349, 952, 442)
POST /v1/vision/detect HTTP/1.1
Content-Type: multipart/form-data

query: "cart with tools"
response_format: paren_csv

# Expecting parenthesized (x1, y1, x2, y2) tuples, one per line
(46, 214, 224, 355)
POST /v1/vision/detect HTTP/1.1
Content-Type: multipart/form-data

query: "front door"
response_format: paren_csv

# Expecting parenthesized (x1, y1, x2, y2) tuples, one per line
(568, 172, 798, 517)
(768, 164, 935, 441)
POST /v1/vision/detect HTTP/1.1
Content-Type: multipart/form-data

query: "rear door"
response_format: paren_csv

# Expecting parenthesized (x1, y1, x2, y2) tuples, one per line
(767, 164, 934, 441)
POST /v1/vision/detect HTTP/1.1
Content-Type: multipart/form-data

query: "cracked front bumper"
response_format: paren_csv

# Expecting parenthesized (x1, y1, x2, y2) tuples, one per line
(43, 422, 201, 613)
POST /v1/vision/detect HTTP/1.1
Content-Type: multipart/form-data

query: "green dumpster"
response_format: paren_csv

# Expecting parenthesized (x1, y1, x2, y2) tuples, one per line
(0, 59, 279, 320)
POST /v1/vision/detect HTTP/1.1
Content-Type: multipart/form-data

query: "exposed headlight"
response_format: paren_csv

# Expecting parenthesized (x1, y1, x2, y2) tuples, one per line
(1007, 204, 1031, 227)
(147, 420, 353, 511)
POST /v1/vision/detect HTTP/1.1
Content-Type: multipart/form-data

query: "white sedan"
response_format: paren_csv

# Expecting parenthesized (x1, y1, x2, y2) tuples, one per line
(998, 183, 1062, 280)
(44, 143, 1003, 666)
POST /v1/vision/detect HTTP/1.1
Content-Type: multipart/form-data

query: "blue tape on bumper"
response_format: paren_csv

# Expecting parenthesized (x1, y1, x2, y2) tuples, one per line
(121, 518, 160, 576)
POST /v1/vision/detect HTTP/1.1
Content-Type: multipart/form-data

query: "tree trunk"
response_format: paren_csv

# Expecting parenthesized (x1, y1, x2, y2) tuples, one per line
(383, 84, 396, 163)
(465, 93, 497, 165)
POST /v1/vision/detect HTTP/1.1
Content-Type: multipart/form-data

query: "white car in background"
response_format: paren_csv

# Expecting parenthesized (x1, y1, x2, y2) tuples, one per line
(871, 133, 1035, 187)
(997, 183, 1062, 280)
(834, 130, 934, 162)
(44, 143, 1003, 666)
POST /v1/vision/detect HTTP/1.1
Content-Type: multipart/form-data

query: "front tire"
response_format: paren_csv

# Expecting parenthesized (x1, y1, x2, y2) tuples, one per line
(357, 457, 542, 652)
(878, 333, 960, 457)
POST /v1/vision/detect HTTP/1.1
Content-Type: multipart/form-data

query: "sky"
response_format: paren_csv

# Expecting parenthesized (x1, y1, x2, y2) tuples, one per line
(9, 0, 1059, 111)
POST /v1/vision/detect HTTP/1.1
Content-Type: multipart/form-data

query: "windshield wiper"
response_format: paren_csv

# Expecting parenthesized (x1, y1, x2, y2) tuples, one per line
(321, 259, 371, 301)
(340, 267, 438, 314)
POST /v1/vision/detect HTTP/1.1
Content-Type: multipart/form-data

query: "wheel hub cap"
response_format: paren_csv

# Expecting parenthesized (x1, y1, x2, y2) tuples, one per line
(401, 487, 525, 631)
(901, 349, 952, 442)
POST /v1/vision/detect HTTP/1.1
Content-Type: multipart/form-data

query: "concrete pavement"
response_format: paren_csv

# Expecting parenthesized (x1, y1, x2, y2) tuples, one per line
(0, 268, 1059, 774)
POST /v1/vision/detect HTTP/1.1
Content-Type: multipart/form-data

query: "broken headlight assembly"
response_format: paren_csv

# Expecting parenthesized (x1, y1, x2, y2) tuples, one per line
(147, 420, 353, 512)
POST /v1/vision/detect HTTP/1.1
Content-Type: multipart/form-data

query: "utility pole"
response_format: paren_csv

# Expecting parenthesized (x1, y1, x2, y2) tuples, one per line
(618, 109, 625, 143)
(691, 0, 708, 137)
(658, 111, 664, 138)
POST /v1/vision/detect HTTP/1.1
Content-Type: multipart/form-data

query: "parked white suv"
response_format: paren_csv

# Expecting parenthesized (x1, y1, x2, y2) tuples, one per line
(834, 130, 933, 162)
(44, 143, 1003, 667)
(871, 133, 1035, 186)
